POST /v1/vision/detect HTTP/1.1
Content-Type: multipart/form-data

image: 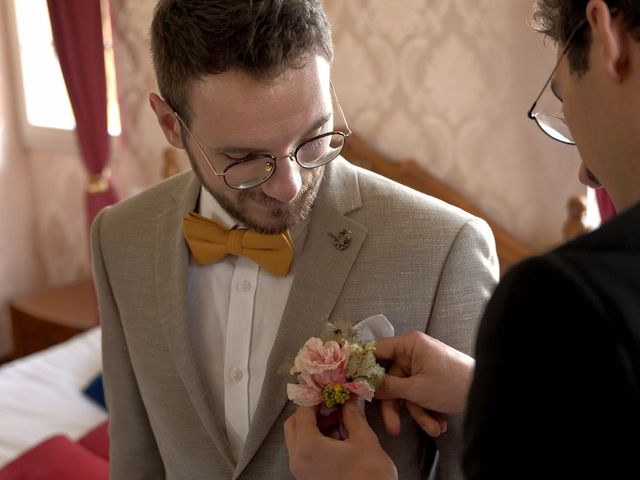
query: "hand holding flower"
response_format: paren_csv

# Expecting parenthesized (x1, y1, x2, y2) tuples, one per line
(284, 397, 398, 480)
(374, 331, 475, 437)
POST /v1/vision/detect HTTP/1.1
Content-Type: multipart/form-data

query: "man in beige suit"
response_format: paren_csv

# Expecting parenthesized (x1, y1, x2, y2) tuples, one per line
(91, 0, 498, 478)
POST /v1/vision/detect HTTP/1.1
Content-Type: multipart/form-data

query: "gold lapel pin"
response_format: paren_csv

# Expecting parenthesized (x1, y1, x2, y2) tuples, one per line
(329, 229, 352, 251)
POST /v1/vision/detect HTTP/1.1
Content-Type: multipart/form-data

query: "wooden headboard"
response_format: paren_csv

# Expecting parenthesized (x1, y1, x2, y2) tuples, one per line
(341, 132, 576, 275)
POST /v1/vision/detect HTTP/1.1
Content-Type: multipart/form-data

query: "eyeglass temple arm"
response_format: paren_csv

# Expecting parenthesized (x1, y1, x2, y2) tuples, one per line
(527, 61, 558, 120)
(330, 82, 352, 136)
(173, 111, 225, 177)
(527, 19, 588, 121)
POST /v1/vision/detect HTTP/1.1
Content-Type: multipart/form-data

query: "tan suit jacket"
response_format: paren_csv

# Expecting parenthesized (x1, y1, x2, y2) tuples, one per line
(91, 157, 499, 479)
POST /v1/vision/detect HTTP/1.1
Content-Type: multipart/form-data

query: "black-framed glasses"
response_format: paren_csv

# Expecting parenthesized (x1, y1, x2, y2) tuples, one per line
(174, 83, 351, 190)
(527, 19, 588, 145)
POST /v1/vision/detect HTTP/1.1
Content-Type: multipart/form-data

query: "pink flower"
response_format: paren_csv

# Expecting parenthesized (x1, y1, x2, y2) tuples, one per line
(343, 380, 375, 402)
(286, 383, 323, 407)
(286, 335, 383, 408)
(291, 338, 349, 376)
(287, 338, 350, 406)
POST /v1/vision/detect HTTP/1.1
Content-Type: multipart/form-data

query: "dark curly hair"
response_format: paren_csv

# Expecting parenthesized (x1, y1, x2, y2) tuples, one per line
(531, 0, 640, 73)
(150, 0, 334, 124)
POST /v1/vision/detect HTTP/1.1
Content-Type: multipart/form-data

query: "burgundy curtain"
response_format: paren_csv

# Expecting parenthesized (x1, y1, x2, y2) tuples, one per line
(596, 189, 616, 223)
(47, 0, 118, 229)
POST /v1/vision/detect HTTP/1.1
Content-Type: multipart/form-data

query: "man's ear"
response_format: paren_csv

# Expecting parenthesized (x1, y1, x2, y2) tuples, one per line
(149, 93, 184, 148)
(586, 0, 629, 81)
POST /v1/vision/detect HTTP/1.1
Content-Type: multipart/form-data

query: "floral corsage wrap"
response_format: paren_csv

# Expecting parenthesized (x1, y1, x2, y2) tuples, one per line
(286, 318, 387, 413)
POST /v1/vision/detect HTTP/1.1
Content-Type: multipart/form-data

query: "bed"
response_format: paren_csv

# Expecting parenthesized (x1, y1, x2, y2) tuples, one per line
(0, 327, 107, 470)
(0, 134, 587, 474)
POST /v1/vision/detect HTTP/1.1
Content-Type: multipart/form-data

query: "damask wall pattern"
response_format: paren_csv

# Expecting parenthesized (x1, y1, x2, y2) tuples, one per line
(324, 0, 585, 249)
(109, 0, 177, 197)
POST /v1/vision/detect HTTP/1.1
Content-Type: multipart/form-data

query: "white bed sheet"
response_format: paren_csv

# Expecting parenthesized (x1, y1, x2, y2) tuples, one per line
(0, 327, 107, 468)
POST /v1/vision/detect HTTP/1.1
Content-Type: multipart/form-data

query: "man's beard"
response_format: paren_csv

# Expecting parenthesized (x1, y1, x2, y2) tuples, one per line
(185, 143, 324, 234)
(207, 167, 323, 234)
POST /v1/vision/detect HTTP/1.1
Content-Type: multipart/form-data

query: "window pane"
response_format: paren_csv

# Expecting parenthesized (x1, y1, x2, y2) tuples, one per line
(101, 0, 121, 136)
(12, 0, 121, 136)
(14, 0, 75, 130)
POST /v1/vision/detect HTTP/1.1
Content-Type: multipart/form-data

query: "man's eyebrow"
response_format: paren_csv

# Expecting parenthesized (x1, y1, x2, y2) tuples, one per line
(550, 80, 563, 102)
(211, 113, 333, 155)
(303, 113, 333, 139)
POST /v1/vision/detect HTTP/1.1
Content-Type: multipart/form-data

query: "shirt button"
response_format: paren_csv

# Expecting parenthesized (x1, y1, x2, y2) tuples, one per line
(237, 280, 252, 292)
(231, 368, 244, 382)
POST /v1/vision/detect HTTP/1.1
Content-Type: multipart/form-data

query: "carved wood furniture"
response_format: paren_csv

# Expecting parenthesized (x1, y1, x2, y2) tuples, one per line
(10, 278, 98, 359)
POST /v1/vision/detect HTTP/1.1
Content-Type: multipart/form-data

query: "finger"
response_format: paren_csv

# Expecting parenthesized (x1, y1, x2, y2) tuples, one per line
(382, 362, 406, 380)
(375, 374, 418, 403)
(427, 409, 448, 434)
(374, 362, 406, 401)
(380, 399, 402, 436)
(377, 364, 406, 436)
(374, 336, 406, 363)
(284, 413, 297, 453)
(341, 396, 372, 440)
(433, 411, 447, 433)
(292, 406, 324, 437)
(406, 402, 446, 438)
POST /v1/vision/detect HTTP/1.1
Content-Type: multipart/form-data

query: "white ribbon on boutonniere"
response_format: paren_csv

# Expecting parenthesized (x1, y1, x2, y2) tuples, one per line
(352, 313, 395, 344)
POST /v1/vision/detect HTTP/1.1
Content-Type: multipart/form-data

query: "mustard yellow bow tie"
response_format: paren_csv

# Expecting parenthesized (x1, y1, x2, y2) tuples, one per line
(182, 212, 294, 276)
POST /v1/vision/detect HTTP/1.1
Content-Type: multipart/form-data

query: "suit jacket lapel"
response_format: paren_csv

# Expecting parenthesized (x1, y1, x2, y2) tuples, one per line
(154, 172, 235, 469)
(235, 158, 367, 475)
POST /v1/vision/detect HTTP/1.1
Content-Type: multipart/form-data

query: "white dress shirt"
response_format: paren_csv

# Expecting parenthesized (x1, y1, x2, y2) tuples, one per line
(187, 187, 309, 462)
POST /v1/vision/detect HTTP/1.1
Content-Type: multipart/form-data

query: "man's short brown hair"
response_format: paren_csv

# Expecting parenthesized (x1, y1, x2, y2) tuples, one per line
(151, 0, 334, 124)
(532, 0, 640, 74)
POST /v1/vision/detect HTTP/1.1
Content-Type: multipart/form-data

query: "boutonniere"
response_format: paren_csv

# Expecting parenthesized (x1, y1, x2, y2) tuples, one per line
(286, 315, 391, 413)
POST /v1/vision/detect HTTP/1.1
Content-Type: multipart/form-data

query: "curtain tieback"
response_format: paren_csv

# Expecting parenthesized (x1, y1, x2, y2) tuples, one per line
(88, 167, 112, 194)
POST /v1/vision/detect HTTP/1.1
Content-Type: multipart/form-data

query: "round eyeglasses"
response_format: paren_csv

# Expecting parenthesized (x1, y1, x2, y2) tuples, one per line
(173, 83, 351, 190)
(217, 132, 348, 189)
(527, 19, 588, 145)
(528, 111, 574, 144)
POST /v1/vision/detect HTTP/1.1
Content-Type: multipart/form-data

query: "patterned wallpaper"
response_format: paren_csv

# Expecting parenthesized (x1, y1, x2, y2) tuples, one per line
(108, 0, 173, 197)
(0, 0, 589, 357)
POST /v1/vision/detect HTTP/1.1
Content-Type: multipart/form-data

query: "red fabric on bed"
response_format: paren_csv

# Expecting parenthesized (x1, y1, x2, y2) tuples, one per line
(0, 435, 108, 480)
(78, 420, 109, 461)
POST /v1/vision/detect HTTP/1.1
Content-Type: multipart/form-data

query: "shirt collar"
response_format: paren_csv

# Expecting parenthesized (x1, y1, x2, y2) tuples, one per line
(198, 186, 237, 230)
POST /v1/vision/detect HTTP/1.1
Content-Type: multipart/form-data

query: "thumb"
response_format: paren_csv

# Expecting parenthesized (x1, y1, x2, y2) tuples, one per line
(293, 406, 321, 429)
(341, 396, 371, 439)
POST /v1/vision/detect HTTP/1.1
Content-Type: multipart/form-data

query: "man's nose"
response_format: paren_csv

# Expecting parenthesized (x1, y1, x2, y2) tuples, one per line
(260, 154, 302, 203)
